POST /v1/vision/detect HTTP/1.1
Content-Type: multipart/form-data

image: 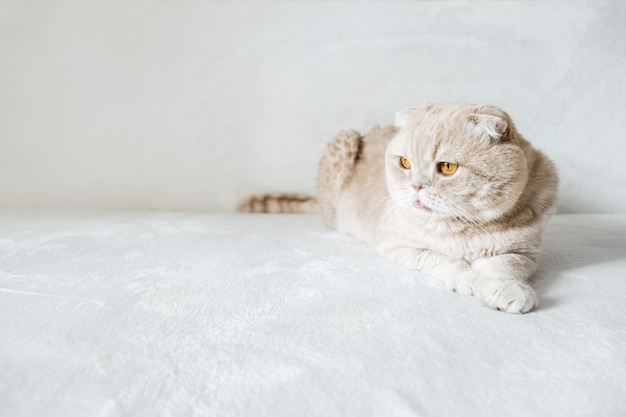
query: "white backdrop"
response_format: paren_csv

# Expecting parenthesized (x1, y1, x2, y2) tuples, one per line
(1, 0, 625, 213)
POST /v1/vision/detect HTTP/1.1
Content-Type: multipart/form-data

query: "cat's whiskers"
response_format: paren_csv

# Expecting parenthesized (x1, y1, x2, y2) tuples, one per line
(375, 192, 412, 234)
(450, 204, 491, 238)
(367, 194, 396, 222)
(441, 197, 495, 241)
(437, 204, 477, 235)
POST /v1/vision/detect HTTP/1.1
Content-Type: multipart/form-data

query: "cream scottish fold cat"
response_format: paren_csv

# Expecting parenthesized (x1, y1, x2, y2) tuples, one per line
(240, 103, 558, 313)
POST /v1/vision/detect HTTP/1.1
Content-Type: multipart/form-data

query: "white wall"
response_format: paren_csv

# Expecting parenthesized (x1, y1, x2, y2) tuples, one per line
(1, 0, 625, 213)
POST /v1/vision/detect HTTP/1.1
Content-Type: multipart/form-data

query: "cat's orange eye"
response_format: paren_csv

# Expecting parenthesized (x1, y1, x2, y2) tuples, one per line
(438, 162, 458, 176)
(399, 156, 411, 169)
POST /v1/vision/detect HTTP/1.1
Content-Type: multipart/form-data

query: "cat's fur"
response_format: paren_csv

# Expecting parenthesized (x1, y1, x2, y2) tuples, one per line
(239, 103, 558, 313)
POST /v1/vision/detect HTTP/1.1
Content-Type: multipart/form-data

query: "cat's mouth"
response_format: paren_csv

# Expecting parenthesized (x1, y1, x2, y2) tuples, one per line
(414, 199, 431, 211)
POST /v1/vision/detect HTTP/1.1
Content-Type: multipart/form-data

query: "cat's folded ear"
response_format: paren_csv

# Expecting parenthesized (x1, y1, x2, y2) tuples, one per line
(394, 108, 420, 129)
(395, 103, 438, 128)
(468, 113, 510, 143)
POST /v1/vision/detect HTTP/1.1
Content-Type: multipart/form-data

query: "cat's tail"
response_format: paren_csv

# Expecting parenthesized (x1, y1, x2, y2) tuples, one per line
(237, 193, 320, 214)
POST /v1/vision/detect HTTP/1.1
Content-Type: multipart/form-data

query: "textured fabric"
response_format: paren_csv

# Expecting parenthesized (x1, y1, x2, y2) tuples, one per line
(1, 211, 625, 416)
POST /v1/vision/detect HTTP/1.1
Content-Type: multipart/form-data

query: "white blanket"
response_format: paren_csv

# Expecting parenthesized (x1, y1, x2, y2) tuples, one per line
(1, 211, 625, 416)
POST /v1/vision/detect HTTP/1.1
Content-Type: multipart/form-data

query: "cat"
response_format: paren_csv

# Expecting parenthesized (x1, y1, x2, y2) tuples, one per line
(239, 103, 558, 313)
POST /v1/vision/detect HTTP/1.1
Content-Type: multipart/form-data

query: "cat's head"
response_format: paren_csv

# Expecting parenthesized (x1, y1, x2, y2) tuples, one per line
(385, 103, 530, 223)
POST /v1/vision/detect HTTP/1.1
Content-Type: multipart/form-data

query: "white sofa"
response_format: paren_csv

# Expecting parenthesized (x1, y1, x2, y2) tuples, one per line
(1, 210, 625, 416)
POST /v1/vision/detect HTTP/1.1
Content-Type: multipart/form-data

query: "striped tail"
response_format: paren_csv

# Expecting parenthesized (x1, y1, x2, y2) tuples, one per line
(237, 193, 319, 214)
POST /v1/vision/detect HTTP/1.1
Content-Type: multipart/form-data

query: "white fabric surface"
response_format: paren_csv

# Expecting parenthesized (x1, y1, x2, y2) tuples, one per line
(1, 211, 625, 417)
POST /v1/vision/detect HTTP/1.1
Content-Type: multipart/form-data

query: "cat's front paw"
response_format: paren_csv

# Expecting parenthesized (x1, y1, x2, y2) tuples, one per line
(475, 279, 537, 313)
(442, 269, 475, 295)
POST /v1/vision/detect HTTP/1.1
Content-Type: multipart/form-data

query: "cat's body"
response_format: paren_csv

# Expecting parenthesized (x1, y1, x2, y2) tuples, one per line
(240, 103, 558, 313)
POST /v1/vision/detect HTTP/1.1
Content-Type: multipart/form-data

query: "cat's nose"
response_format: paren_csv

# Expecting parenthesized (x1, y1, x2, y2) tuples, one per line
(413, 184, 423, 192)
